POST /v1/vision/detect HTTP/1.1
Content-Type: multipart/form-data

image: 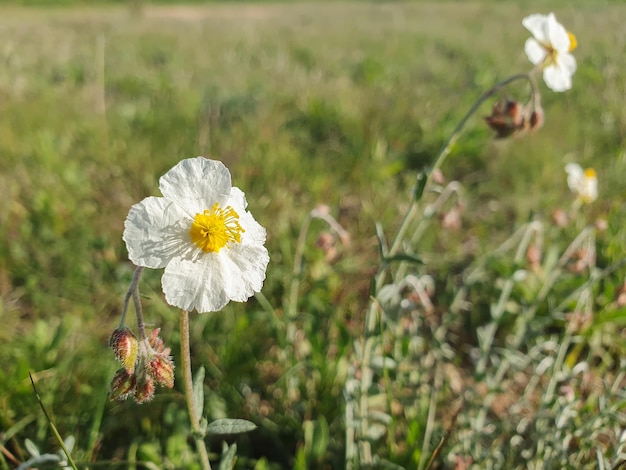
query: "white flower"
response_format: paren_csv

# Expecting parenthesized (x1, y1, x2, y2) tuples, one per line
(123, 157, 269, 313)
(523, 12, 577, 92)
(565, 163, 597, 203)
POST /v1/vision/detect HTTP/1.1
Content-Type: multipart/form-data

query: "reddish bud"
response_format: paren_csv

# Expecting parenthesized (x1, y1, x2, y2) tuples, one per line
(148, 328, 166, 352)
(134, 376, 155, 404)
(147, 355, 175, 389)
(110, 368, 136, 401)
(485, 99, 524, 138)
(526, 244, 542, 270)
(110, 327, 138, 374)
(529, 108, 544, 131)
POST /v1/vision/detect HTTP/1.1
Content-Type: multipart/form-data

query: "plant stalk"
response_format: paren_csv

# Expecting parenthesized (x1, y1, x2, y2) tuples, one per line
(180, 309, 212, 470)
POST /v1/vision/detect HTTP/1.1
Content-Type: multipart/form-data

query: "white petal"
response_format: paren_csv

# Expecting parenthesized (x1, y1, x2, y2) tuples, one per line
(583, 177, 598, 202)
(123, 196, 192, 268)
(159, 157, 232, 208)
(558, 52, 577, 75)
(226, 186, 249, 212)
(161, 243, 269, 313)
(522, 13, 549, 43)
(565, 163, 583, 192)
(162, 255, 230, 312)
(525, 38, 547, 65)
(543, 64, 572, 92)
(545, 13, 570, 53)
(227, 242, 270, 295)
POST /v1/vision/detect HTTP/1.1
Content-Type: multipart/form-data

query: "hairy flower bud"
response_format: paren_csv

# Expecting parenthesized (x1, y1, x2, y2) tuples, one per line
(485, 99, 524, 138)
(110, 368, 137, 401)
(134, 376, 155, 404)
(148, 328, 165, 352)
(147, 355, 175, 389)
(110, 327, 138, 374)
(529, 108, 544, 131)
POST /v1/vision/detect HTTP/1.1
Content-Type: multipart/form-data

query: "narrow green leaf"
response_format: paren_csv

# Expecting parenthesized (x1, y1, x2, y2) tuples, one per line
(217, 442, 238, 470)
(414, 170, 428, 201)
(382, 253, 423, 266)
(24, 439, 40, 458)
(375, 222, 387, 258)
(28, 372, 78, 470)
(206, 419, 257, 436)
(192, 366, 205, 418)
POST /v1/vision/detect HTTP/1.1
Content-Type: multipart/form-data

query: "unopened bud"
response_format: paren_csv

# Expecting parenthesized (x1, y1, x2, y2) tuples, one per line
(485, 99, 524, 139)
(110, 327, 138, 374)
(148, 328, 165, 352)
(110, 368, 136, 401)
(526, 244, 542, 269)
(134, 376, 155, 404)
(529, 108, 544, 131)
(147, 355, 175, 389)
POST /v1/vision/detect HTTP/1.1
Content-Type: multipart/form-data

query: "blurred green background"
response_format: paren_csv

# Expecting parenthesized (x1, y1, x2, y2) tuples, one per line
(0, 1, 624, 468)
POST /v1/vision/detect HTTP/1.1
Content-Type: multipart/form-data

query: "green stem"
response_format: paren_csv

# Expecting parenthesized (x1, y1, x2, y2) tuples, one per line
(377, 72, 535, 302)
(287, 212, 313, 342)
(355, 72, 537, 464)
(180, 309, 212, 470)
(119, 266, 144, 330)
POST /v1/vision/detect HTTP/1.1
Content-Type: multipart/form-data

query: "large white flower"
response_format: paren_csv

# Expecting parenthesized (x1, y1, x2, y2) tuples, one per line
(123, 157, 269, 313)
(523, 12, 577, 92)
(565, 162, 597, 204)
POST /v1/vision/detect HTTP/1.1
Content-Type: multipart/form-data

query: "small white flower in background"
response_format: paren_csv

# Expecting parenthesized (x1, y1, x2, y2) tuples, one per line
(523, 12, 577, 92)
(565, 163, 598, 204)
(123, 157, 269, 313)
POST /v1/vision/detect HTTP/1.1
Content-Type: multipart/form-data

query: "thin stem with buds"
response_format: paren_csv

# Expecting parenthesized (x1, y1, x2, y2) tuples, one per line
(352, 71, 539, 466)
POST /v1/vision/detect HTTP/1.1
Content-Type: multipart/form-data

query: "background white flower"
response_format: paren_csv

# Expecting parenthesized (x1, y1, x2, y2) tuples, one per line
(565, 162, 598, 203)
(123, 157, 270, 313)
(523, 12, 577, 92)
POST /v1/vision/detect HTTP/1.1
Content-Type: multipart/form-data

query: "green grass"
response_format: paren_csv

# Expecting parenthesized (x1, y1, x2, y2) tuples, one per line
(0, 2, 625, 469)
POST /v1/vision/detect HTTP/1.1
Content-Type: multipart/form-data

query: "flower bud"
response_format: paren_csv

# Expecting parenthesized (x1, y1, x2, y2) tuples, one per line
(485, 99, 524, 138)
(134, 376, 155, 404)
(147, 355, 175, 389)
(529, 108, 544, 131)
(110, 368, 136, 401)
(110, 327, 138, 374)
(148, 328, 165, 352)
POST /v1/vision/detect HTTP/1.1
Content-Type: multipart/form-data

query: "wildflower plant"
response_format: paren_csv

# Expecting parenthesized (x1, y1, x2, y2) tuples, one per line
(110, 157, 268, 469)
(344, 11, 626, 469)
(565, 162, 598, 205)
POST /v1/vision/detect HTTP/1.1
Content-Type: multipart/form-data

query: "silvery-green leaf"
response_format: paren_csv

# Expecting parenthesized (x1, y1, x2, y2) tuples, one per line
(192, 366, 205, 417)
(206, 419, 257, 436)
(217, 442, 237, 470)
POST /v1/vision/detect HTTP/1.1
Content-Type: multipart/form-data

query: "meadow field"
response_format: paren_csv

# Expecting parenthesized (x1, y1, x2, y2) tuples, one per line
(1, 1, 625, 469)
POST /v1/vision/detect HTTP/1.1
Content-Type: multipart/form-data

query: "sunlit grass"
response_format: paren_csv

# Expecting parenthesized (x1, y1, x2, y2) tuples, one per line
(0, 2, 625, 468)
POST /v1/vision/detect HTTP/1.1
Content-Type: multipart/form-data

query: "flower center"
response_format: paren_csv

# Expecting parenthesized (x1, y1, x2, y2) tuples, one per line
(189, 203, 244, 253)
(567, 32, 577, 52)
(584, 168, 596, 179)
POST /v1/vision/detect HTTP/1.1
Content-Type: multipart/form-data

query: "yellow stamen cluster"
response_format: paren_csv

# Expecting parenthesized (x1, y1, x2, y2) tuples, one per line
(584, 168, 596, 178)
(189, 203, 244, 253)
(568, 32, 577, 52)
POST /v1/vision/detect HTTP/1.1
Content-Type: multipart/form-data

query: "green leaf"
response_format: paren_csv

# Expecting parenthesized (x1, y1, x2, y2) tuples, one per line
(382, 253, 423, 266)
(206, 419, 257, 436)
(24, 438, 40, 458)
(303, 417, 329, 462)
(414, 170, 428, 201)
(375, 222, 387, 258)
(217, 442, 238, 470)
(192, 366, 205, 418)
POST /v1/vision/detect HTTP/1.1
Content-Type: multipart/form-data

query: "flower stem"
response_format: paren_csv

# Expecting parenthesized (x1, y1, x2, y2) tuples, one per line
(180, 309, 212, 470)
(287, 212, 313, 342)
(119, 266, 144, 329)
